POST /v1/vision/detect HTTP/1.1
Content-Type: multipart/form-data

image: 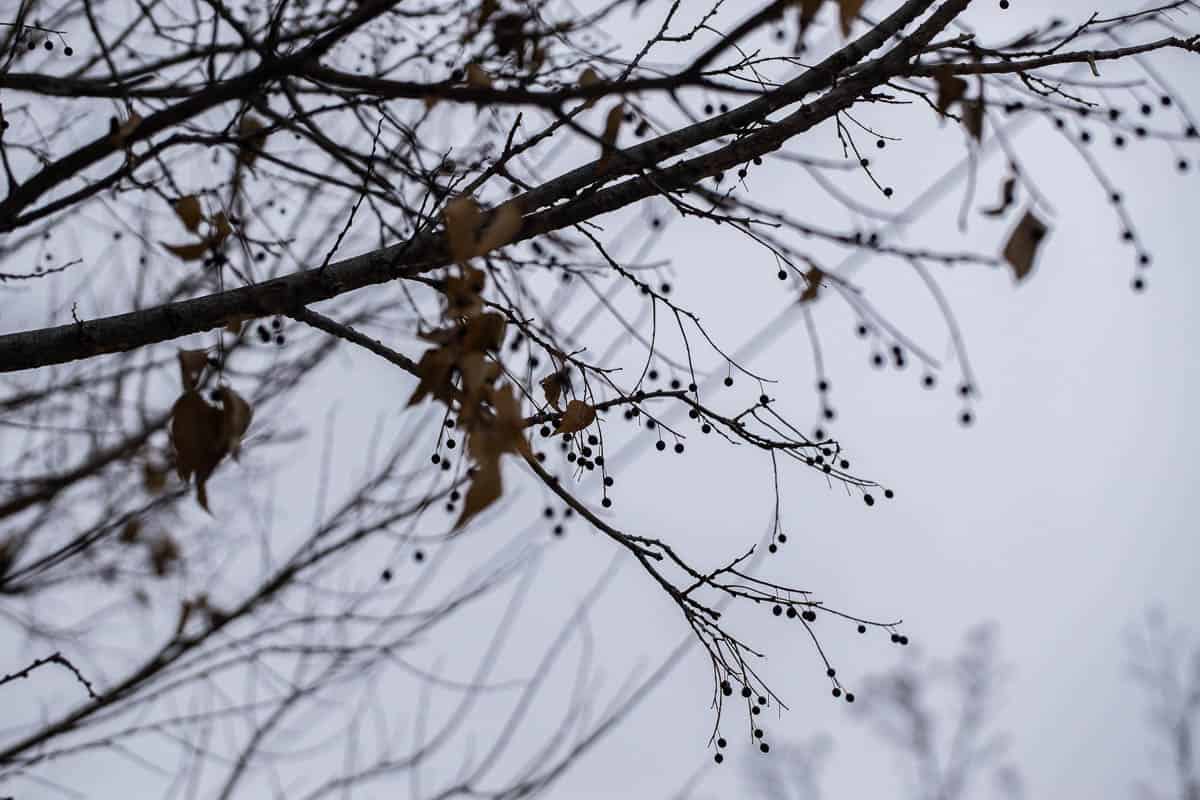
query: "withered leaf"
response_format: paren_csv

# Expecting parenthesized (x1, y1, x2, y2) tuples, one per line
(982, 176, 1017, 217)
(476, 202, 523, 256)
(837, 0, 865, 36)
(961, 99, 984, 140)
(596, 103, 624, 171)
(1002, 209, 1049, 283)
(555, 399, 596, 435)
(178, 349, 209, 391)
(109, 112, 143, 147)
(465, 63, 493, 89)
(445, 196, 482, 263)
(456, 457, 502, 529)
(173, 195, 204, 232)
(407, 347, 457, 407)
(443, 263, 487, 316)
(237, 114, 268, 165)
(162, 240, 212, 261)
(796, 0, 824, 32)
(799, 267, 824, 303)
(463, 312, 507, 353)
(933, 65, 968, 116)
(540, 371, 568, 409)
(170, 391, 226, 511)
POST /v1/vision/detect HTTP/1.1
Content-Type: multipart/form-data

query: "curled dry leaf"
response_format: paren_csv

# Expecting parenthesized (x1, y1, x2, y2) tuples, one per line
(540, 370, 569, 409)
(475, 202, 523, 256)
(162, 241, 212, 261)
(837, 0, 865, 36)
(982, 176, 1017, 217)
(799, 266, 824, 304)
(457, 458, 502, 529)
(170, 391, 226, 510)
(237, 114, 268, 165)
(177, 348, 209, 391)
(445, 196, 482, 263)
(1002, 209, 1049, 283)
(796, 0, 824, 32)
(169, 385, 254, 510)
(108, 112, 143, 147)
(465, 63, 494, 89)
(596, 103, 624, 171)
(173, 195, 204, 232)
(933, 65, 968, 116)
(555, 399, 596, 435)
(961, 99, 984, 141)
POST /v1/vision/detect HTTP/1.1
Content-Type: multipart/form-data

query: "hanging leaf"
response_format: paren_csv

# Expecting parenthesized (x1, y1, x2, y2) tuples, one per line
(444, 196, 482, 263)
(799, 267, 824, 303)
(465, 63, 493, 89)
(161, 241, 211, 261)
(837, 0, 865, 36)
(540, 370, 569, 409)
(210, 211, 233, 244)
(463, 312, 507, 353)
(443, 263, 487, 317)
(933, 66, 968, 116)
(982, 176, 1017, 217)
(177, 349, 209, 391)
(1002, 209, 1049, 283)
(555, 399, 596, 434)
(108, 112, 143, 147)
(407, 347, 457, 407)
(596, 103, 624, 171)
(961, 99, 984, 141)
(217, 386, 253, 459)
(476, 201, 523, 256)
(173, 195, 204, 232)
(796, 0, 824, 32)
(237, 114, 268, 165)
(456, 457, 502, 529)
(170, 391, 226, 511)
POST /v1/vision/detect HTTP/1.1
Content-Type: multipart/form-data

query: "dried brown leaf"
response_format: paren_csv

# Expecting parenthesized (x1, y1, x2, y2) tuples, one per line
(173, 195, 204, 232)
(237, 114, 268, 165)
(933, 65, 968, 116)
(177, 349, 209, 391)
(837, 0, 865, 36)
(555, 399, 596, 435)
(456, 457, 501, 529)
(445, 196, 482, 263)
(109, 112, 143, 147)
(1002, 209, 1049, 283)
(540, 371, 568, 409)
(170, 391, 226, 510)
(961, 99, 984, 140)
(162, 240, 211, 261)
(982, 176, 1017, 217)
(475, 202, 523, 256)
(596, 103, 624, 171)
(465, 63, 493, 89)
(800, 267, 824, 303)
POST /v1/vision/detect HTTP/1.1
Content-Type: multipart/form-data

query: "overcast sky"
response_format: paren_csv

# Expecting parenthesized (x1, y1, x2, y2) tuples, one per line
(3, 1, 1198, 799)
